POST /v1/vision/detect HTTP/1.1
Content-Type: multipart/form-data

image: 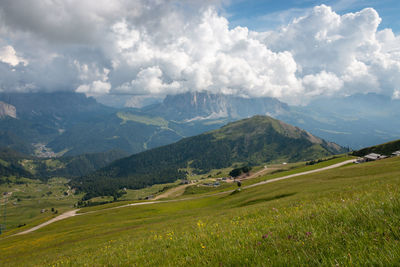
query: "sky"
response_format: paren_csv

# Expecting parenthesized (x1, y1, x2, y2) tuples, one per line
(0, 0, 399, 106)
(225, 0, 400, 33)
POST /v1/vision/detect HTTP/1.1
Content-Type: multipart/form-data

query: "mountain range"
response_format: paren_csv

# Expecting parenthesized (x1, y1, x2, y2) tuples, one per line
(0, 91, 399, 159)
(280, 94, 400, 150)
(140, 91, 288, 121)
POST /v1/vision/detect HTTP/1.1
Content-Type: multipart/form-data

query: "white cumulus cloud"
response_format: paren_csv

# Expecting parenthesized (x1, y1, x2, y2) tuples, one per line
(393, 89, 400, 99)
(0, 2, 399, 105)
(76, 81, 111, 97)
(0, 45, 28, 66)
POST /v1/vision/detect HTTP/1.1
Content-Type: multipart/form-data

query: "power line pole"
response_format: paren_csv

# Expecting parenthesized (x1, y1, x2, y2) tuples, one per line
(0, 193, 6, 234)
(3, 193, 7, 232)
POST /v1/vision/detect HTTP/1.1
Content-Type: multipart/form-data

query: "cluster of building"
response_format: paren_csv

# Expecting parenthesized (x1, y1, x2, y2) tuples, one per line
(356, 150, 400, 163)
(202, 181, 221, 187)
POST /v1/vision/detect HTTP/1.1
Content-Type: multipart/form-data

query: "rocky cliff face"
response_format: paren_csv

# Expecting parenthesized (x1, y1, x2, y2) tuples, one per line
(143, 91, 289, 121)
(0, 101, 17, 119)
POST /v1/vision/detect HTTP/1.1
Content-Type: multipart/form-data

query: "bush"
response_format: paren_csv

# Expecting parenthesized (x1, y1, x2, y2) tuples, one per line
(229, 166, 252, 177)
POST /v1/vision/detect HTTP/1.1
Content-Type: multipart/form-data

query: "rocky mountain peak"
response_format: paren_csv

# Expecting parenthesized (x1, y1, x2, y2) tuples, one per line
(0, 101, 17, 119)
(149, 91, 289, 121)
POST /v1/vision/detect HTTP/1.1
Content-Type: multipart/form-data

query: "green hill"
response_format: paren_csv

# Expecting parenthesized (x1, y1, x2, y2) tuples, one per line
(73, 115, 347, 199)
(352, 139, 400, 157)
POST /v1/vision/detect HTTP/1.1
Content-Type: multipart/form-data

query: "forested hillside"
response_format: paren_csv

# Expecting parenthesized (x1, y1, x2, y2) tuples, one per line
(0, 147, 127, 182)
(73, 115, 347, 199)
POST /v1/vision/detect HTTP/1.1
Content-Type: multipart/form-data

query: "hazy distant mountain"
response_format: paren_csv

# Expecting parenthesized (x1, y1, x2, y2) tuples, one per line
(0, 92, 113, 124)
(47, 111, 184, 156)
(142, 91, 289, 121)
(0, 92, 231, 156)
(73, 115, 346, 199)
(140, 91, 400, 149)
(0, 92, 115, 154)
(0, 101, 16, 119)
(279, 93, 400, 149)
(1, 91, 399, 157)
(0, 92, 182, 156)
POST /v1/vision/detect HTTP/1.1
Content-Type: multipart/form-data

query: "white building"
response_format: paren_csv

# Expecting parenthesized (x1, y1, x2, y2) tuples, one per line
(392, 151, 400, 156)
(364, 153, 386, 161)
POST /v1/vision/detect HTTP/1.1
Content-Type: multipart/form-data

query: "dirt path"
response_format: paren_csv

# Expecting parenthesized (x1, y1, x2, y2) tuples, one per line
(245, 159, 355, 188)
(239, 166, 277, 181)
(154, 184, 191, 200)
(153, 165, 272, 199)
(14, 209, 80, 236)
(11, 159, 354, 236)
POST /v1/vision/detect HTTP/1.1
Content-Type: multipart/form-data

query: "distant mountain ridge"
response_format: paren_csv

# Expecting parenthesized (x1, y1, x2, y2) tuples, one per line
(0, 91, 113, 124)
(0, 91, 399, 157)
(72, 115, 347, 199)
(142, 91, 289, 121)
(279, 93, 400, 149)
(0, 92, 231, 156)
(0, 92, 115, 155)
(0, 101, 16, 118)
(0, 91, 289, 157)
(135, 91, 400, 149)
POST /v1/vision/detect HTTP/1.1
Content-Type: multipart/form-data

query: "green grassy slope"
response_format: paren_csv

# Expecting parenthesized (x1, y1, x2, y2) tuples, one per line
(1, 156, 399, 266)
(74, 115, 347, 199)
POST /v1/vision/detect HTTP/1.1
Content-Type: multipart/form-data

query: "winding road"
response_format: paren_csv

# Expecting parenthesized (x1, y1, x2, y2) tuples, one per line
(11, 159, 354, 236)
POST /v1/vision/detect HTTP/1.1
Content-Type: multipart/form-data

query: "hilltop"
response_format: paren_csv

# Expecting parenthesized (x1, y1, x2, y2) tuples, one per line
(73, 115, 346, 199)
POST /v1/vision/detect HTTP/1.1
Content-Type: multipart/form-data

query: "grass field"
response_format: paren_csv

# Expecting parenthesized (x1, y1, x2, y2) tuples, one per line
(0, 177, 81, 235)
(116, 112, 169, 127)
(0, 156, 399, 266)
(0, 156, 351, 233)
(120, 181, 181, 201)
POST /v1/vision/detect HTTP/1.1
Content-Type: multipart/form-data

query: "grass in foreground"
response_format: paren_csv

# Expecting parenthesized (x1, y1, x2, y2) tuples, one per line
(0, 157, 399, 266)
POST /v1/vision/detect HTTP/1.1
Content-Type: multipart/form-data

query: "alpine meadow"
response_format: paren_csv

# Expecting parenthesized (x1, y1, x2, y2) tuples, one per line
(1, 1, 400, 266)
